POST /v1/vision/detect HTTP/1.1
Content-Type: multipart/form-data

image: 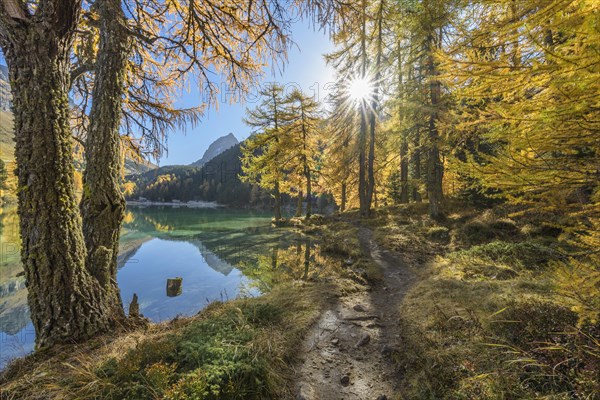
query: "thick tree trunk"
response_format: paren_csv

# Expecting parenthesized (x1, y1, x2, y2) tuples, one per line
(300, 108, 312, 218)
(80, 0, 128, 318)
(366, 0, 384, 213)
(398, 45, 409, 204)
(359, 102, 368, 216)
(2, 23, 112, 347)
(303, 239, 311, 280)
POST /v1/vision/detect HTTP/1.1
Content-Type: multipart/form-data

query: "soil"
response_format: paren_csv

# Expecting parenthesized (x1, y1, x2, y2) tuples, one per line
(293, 227, 416, 399)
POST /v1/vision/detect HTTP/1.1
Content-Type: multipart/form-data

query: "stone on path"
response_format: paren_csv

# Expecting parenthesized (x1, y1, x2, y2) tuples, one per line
(356, 333, 371, 347)
(353, 304, 367, 312)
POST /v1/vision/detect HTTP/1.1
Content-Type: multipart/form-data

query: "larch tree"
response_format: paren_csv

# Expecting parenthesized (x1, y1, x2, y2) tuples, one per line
(241, 84, 287, 221)
(0, 0, 117, 346)
(0, 0, 325, 347)
(322, 83, 359, 211)
(283, 88, 322, 218)
(443, 0, 599, 210)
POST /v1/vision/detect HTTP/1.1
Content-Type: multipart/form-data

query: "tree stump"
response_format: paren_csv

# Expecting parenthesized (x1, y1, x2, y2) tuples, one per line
(167, 277, 183, 297)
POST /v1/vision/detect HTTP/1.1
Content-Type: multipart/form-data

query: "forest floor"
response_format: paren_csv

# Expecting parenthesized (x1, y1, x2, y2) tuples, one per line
(1, 203, 597, 400)
(294, 226, 414, 400)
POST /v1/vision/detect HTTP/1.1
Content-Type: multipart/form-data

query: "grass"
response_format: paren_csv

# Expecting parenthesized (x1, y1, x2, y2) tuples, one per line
(0, 283, 334, 400)
(371, 204, 599, 399)
(2, 204, 597, 399)
(0, 219, 375, 400)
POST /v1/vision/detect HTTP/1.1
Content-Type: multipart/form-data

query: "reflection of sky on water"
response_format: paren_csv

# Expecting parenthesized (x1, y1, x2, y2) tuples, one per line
(0, 206, 273, 369)
(118, 238, 259, 322)
(0, 322, 35, 368)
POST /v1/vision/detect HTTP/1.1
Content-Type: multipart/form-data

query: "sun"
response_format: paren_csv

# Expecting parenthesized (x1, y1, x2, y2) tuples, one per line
(347, 76, 374, 102)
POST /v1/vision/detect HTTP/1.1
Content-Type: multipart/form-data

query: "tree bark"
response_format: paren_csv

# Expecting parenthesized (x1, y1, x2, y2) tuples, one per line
(426, 33, 444, 218)
(0, 2, 114, 347)
(400, 138, 409, 203)
(296, 190, 303, 217)
(366, 0, 384, 213)
(412, 129, 422, 203)
(300, 104, 312, 218)
(358, 0, 369, 217)
(80, 0, 128, 318)
(340, 182, 347, 212)
(273, 180, 282, 220)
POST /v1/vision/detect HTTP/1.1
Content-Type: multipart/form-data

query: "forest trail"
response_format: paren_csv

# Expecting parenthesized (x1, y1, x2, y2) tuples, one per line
(294, 227, 416, 399)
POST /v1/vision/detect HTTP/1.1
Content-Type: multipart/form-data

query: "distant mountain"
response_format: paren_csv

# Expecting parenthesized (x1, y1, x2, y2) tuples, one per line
(191, 133, 239, 167)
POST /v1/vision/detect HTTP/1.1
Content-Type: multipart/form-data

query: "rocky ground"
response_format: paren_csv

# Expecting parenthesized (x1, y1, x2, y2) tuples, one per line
(294, 227, 416, 399)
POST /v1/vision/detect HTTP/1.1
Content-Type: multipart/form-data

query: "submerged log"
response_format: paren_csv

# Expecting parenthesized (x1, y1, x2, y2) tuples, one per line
(167, 277, 183, 297)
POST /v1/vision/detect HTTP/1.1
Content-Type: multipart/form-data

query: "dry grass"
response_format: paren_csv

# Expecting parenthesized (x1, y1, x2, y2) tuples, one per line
(0, 221, 368, 400)
(371, 204, 600, 399)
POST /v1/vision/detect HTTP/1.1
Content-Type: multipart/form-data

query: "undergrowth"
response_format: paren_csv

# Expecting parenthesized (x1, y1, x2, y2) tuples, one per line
(374, 205, 600, 399)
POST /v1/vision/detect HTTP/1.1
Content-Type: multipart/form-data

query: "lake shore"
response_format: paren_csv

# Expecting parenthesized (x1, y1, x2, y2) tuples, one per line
(126, 200, 222, 208)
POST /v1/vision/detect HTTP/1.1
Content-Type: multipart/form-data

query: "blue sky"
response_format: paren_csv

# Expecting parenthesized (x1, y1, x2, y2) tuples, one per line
(0, 22, 335, 166)
(160, 23, 335, 166)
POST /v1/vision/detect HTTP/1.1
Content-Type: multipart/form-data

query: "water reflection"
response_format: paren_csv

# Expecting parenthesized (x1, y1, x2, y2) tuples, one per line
(0, 206, 329, 367)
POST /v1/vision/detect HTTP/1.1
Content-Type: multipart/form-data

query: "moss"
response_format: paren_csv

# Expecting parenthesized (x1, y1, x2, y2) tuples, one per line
(97, 283, 328, 400)
(447, 240, 559, 271)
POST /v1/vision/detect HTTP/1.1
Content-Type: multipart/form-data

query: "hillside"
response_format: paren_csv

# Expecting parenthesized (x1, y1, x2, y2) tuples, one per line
(125, 144, 271, 207)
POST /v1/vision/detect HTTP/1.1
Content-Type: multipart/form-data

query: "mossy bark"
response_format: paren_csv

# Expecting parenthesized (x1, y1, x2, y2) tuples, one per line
(80, 0, 128, 319)
(1, 13, 113, 347)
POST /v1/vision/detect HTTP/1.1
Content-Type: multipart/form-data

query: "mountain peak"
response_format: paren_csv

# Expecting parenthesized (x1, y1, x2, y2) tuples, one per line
(191, 133, 239, 167)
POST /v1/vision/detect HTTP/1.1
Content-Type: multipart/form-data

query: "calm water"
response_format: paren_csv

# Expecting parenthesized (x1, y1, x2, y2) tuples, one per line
(0, 206, 304, 368)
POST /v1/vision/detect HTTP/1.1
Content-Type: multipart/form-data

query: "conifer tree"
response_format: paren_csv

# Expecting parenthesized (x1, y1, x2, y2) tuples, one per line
(283, 88, 322, 217)
(241, 84, 287, 221)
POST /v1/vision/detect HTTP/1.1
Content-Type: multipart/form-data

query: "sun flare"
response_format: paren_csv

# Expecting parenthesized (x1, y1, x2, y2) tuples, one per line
(347, 77, 373, 102)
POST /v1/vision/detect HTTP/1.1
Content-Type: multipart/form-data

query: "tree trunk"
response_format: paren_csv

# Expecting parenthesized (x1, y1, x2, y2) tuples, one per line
(398, 43, 409, 204)
(412, 129, 422, 202)
(305, 168, 312, 218)
(80, 0, 128, 318)
(340, 182, 347, 212)
(400, 138, 409, 203)
(426, 33, 444, 218)
(366, 0, 384, 213)
(274, 180, 282, 220)
(300, 106, 312, 218)
(296, 190, 303, 217)
(303, 239, 311, 280)
(2, 19, 113, 347)
(358, 0, 369, 217)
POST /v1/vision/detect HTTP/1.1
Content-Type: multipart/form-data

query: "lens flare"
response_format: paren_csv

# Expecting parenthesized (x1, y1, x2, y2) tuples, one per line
(347, 77, 373, 102)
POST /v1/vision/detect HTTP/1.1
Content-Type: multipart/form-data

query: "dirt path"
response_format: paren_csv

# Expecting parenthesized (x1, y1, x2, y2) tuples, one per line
(294, 227, 416, 400)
